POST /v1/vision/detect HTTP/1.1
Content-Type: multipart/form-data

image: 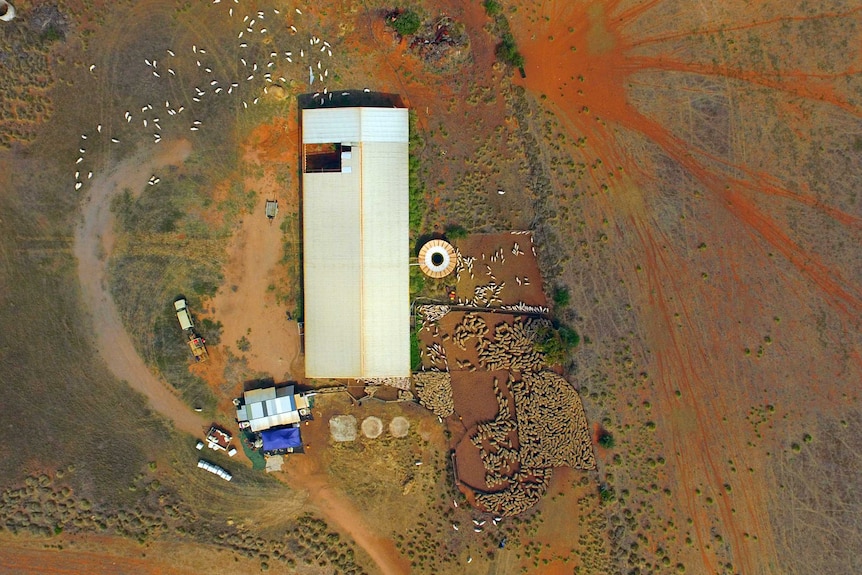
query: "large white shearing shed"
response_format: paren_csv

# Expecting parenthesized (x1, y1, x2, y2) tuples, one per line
(301, 106, 410, 379)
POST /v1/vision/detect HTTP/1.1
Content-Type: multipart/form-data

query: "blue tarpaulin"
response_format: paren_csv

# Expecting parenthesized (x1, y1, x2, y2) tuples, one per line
(261, 427, 302, 451)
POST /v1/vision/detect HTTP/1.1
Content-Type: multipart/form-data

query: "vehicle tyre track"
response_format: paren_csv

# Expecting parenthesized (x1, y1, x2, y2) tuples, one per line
(73, 138, 206, 437)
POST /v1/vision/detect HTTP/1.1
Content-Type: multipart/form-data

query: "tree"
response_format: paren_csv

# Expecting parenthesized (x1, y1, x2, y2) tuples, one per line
(483, 0, 503, 16)
(598, 430, 615, 449)
(552, 285, 571, 308)
(388, 10, 421, 36)
(496, 33, 525, 68)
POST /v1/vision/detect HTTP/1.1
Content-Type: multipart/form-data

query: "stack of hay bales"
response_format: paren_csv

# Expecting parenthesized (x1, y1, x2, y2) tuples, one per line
(413, 372, 454, 418)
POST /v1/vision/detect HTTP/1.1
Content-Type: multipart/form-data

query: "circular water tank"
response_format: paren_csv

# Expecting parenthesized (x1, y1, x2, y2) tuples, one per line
(418, 239, 456, 278)
(0, 2, 15, 22)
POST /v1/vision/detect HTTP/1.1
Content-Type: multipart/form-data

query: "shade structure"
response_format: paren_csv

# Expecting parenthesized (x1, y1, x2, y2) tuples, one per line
(302, 107, 410, 379)
(261, 427, 302, 451)
(418, 239, 457, 278)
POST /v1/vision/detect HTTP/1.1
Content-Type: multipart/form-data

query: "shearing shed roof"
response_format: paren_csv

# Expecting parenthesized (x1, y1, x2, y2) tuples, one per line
(302, 107, 410, 379)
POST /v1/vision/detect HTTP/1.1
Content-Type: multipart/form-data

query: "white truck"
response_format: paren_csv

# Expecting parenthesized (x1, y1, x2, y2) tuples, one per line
(174, 298, 194, 331)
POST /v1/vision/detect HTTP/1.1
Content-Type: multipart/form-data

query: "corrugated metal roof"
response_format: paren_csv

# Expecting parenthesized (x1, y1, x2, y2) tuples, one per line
(302, 107, 409, 144)
(240, 386, 304, 432)
(302, 107, 410, 379)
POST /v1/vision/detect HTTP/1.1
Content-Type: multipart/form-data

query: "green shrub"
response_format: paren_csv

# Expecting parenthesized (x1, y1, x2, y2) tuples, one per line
(483, 0, 503, 16)
(599, 484, 615, 502)
(558, 324, 579, 347)
(598, 430, 615, 449)
(534, 323, 579, 364)
(389, 10, 421, 36)
(496, 33, 524, 68)
(444, 224, 468, 241)
(552, 285, 571, 307)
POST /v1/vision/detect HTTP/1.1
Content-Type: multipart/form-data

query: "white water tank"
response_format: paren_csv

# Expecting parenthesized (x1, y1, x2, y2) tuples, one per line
(0, 2, 15, 22)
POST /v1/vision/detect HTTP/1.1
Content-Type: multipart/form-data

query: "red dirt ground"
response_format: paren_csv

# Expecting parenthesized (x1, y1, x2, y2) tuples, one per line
(204, 119, 302, 384)
(504, 1, 862, 573)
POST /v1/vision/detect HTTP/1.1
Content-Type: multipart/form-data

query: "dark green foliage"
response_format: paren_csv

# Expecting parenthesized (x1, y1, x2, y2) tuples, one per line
(496, 33, 525, 68)
(558, 323, 580, 347)
(483, 0, 503, 16)
(552, 285, 571, 307)
(443, 224, 468, 241)
(534, 323, 579, 364)
(598, 430, 615, 449)
(388, 10, 422, 36)
(408, 111, 427, 236)
(599, 484, 615, 502)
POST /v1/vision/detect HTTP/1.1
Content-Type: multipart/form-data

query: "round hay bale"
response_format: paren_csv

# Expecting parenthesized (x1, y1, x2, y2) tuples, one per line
(361, 416, 384, 439)
(329, 415, 357, 442)
(389, 416, 410, 438)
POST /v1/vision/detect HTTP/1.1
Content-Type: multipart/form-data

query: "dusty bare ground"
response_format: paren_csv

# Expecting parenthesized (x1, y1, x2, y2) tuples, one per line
(0, 532, 283, 575)
(280, 395, 416, 575)
(73, 138, 208, 438)
(204, 119, 302, 383)
(498, 1, 862, 573)
(206, 193, 301, 382)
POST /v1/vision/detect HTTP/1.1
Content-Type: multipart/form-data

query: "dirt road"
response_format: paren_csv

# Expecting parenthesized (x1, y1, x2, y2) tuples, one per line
(73, 139, 208, 437)
(282, 456, 410, 575)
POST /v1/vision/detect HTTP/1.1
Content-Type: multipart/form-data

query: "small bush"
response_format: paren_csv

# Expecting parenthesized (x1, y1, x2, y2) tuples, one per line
(237, 336, 251, 352)
(388, 10, 421, 36)
(496, 33, 524, 68)
(444, 224, 468, 241)
(552, 285, 571, 307)
(483, 0, 503, 16)
(598, 484, 615, 502)
(598, 430, 615, 449)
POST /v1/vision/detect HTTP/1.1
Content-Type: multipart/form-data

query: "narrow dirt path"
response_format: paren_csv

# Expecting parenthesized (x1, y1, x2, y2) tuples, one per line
(281, 457, 410, 575)
(73, 139, 208, 437)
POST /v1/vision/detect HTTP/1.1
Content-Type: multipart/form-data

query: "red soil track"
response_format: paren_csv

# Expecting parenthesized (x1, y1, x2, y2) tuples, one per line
(507, 1, 862, 573)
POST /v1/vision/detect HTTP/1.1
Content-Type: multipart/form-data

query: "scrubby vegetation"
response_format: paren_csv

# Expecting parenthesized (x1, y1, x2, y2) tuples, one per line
(387, 9, 422, 37)
(483, 0, 503, 16)
(0, 472, 369, 573)
(496, 32, 525, 68)
(408, 110, 428, 237)
(534, 322, 580, 365)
